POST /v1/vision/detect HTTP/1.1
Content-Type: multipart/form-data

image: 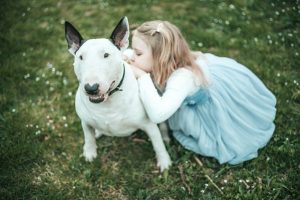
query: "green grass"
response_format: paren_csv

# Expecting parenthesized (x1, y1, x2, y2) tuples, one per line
(1, 0, 299, 199)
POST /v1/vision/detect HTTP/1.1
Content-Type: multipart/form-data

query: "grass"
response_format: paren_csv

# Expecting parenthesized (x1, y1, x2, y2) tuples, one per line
(0, 0, 299, 199)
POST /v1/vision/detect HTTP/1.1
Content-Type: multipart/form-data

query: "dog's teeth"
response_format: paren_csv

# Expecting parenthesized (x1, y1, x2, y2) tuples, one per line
(89, 95, 105, 103)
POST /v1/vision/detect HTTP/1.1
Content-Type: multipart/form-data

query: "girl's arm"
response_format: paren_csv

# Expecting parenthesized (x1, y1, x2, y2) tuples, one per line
(137, 68, 197, 124)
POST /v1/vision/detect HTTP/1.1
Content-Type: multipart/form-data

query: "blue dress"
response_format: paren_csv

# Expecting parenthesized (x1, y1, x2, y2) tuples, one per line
(168, 53, 276, 164)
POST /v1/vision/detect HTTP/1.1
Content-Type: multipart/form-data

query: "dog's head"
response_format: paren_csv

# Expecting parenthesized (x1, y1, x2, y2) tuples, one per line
(65, 17, 129, 103)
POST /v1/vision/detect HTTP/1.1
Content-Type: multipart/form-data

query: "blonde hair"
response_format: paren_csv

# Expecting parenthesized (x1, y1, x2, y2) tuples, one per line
(133, 20, 206, 88)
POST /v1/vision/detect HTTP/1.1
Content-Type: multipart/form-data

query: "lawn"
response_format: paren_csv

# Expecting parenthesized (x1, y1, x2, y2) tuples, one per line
(0, 0, 299, 199)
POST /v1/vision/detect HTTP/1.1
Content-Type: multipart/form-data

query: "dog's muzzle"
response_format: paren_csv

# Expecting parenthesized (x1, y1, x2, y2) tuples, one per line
(84, 81, 115, 103)
(84, 64, 125, 104)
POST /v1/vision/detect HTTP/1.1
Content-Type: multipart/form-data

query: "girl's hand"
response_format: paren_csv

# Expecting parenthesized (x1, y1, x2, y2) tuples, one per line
(130, 65, 147, 79)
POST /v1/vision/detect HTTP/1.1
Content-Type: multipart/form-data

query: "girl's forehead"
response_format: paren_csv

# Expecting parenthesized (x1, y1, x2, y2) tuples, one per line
(132, 35, 149, 50)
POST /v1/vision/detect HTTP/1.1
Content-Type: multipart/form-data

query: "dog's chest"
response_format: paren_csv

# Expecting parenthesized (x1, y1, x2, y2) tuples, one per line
(90, 111, 135, 136)
(76, 93, 141, 136)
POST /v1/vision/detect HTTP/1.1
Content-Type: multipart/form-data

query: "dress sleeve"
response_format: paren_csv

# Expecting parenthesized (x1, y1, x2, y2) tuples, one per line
(137, 68, 197, 123)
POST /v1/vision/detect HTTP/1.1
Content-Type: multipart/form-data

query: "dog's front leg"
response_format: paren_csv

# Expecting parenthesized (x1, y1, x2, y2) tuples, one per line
(142, 123, 172, 172)
(81, 122, 97, 162)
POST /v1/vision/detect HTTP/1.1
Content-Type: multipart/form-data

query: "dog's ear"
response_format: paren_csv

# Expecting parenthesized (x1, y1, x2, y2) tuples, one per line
(110, 16, 129, 52)
(65, 21, 84, 55)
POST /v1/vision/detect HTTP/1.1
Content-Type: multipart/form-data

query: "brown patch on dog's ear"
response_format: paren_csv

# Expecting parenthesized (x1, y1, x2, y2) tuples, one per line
(110, 16, 129, 52)
(65, 21, 84, 55)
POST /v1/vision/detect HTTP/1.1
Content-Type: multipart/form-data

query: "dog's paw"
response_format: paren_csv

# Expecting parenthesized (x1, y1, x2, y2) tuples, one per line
(157, 154, 172, 172)
(83, 145, 97, 162)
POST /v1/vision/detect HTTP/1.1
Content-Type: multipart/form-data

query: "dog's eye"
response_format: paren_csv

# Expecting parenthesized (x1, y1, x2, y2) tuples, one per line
(79, 55, 83, 60)
(104, 53, 110, 58)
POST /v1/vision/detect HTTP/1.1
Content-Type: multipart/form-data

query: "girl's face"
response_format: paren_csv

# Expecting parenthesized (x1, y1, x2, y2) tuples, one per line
(131, 35, 153, 73)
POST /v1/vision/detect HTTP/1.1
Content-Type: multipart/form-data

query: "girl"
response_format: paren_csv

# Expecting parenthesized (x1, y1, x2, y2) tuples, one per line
(126, 20, 276, 165)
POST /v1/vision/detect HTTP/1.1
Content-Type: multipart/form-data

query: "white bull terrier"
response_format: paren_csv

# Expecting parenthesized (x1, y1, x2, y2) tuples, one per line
(64, 17, 171, 172)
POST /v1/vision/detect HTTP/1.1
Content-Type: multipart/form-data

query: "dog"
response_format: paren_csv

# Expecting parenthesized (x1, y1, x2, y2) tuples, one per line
(64, 16, 171, 172)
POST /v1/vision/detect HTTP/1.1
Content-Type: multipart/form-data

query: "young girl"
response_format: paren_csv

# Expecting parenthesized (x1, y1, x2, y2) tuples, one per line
(125, 20, 276, 165)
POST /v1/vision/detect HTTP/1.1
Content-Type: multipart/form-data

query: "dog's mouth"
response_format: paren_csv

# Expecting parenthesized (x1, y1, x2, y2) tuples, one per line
(88, 93, 108, 103)
(86, 81, 116, 104)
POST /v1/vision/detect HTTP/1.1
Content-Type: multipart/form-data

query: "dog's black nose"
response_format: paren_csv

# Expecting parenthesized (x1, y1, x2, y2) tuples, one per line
(84, 83, 99, 95)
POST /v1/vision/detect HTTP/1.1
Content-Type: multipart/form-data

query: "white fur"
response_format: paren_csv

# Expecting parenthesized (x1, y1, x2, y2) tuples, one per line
(68, 25, 171, 172)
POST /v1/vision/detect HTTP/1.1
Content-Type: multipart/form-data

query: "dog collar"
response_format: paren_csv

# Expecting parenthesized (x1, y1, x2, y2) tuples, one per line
(108, 64, 125, 96)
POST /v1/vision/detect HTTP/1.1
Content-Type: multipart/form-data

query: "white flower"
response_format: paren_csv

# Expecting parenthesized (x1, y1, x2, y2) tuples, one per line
(63, 78, 68, 85)
(47, 62, 53, 68)
(24, 73, 30, 79)
(198, 42, 203, 47)
(12, 108, 16, 113)
(229, 4, 235, 9)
